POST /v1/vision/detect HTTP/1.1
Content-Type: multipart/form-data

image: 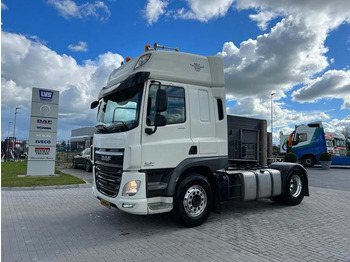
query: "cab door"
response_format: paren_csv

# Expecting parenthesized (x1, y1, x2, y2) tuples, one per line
(141, 81, 193, 170)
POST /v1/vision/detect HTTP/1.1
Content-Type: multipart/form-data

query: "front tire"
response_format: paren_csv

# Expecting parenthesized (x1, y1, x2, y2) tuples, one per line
(302, 155, 315, 167)
(85, 161, 92, 172)
(173, 174, 213, 227)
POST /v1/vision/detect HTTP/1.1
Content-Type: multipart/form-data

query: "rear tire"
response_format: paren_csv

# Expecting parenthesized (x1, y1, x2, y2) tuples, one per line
(278, 170, 305, 205)
(173, 174, 212, 227)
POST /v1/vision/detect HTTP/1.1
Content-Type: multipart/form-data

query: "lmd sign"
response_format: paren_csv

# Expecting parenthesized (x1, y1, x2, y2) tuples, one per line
(27, 88, 59, 176)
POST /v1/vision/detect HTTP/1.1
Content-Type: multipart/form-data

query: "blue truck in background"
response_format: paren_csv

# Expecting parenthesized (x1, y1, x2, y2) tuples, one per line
(285, 121, 350, 167)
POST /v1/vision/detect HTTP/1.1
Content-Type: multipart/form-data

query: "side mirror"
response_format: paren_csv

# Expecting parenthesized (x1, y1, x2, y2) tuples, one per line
(145, 115, 167, 135)
(155, 89, 168, 112)
(91, 101, 99, 109)
(154, 114, 167, 127)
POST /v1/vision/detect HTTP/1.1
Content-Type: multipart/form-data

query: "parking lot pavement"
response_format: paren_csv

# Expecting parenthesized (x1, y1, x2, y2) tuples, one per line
(60, 168, 93, 184)
(2, 169, 350, 262)
(306, 166, 350, 191)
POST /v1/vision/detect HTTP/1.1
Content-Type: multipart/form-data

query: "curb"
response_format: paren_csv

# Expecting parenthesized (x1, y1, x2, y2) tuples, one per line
(2, 183, 91, 191)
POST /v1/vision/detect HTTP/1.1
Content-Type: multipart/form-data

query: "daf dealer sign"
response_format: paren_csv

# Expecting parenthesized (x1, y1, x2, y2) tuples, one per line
(27, 87, 59, 176)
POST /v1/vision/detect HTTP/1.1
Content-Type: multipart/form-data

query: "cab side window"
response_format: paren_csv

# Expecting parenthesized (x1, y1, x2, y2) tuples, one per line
(297, 133, 307, 142)
(147, 85, 185, 126)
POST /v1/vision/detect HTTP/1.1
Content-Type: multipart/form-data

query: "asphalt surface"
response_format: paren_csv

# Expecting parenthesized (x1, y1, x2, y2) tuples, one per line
(2, 166, 350, 262)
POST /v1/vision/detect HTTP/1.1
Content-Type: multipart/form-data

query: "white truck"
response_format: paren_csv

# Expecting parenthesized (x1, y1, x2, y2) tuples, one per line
(90, 44, 309, 227)
(326, 132, 347, 156)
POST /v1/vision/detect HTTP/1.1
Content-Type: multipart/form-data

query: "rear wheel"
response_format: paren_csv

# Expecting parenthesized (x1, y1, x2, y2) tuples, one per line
(278, 170, 305, 205)
(173, 174, 212, 227)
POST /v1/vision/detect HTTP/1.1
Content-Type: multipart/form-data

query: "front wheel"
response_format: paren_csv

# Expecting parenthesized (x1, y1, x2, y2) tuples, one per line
(278, 170, 305, 205)
(173, 174, 213, 227)
(302, 155, 315, 167)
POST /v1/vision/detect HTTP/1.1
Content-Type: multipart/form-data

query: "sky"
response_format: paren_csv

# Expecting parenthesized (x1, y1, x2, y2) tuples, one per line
(1, 0, 350, 144)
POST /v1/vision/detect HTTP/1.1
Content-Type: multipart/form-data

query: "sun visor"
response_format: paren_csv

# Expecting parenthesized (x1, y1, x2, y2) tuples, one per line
(98, 72, 150, 99)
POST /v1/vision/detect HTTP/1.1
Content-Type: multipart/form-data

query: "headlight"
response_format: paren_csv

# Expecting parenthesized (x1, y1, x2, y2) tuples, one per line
(122, 180, 141, 196)
(134, 54, 151, 70)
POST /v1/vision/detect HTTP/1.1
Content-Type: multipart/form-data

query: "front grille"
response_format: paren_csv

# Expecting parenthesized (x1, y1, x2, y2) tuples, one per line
(94, 148, 124, 198)
(340, 149, 347, 156)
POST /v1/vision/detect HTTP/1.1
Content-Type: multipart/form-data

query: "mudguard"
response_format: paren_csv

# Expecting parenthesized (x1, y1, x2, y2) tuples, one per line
(268, 162, 309, 196)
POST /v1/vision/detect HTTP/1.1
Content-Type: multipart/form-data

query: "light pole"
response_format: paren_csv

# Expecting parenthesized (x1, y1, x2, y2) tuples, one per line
(271, 92, 275, 135)
(7, 122, 12, 162)
(13, 107, 21, 152)
(8, 121, 12, 139)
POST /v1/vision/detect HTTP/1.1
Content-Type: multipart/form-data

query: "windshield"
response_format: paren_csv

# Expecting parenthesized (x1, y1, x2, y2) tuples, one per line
(96, 84, 144, 133)
(335, 139, 346, 147)
(326, 140, 333, 147)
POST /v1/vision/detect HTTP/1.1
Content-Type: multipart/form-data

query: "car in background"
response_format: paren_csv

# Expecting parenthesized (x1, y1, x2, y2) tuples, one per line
(72, 148, 92, 172)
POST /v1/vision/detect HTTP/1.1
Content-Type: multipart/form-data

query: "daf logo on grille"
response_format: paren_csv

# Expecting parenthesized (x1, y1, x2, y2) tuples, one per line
(101, 155, 112, 162)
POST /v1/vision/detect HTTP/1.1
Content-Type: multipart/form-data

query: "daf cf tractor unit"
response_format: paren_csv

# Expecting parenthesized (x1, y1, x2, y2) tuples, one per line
(90, 43, 309, 227)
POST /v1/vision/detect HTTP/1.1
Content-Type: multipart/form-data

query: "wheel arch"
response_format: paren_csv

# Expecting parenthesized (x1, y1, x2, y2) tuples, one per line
(166, 157, 227, 197)
(176, 166, 215, 190)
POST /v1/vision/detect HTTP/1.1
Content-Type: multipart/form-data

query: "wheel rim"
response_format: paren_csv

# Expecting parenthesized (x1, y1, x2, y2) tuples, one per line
(289, 174, 302, 198)
(305, 158, 312, 165)
(183, 185, 207, 218)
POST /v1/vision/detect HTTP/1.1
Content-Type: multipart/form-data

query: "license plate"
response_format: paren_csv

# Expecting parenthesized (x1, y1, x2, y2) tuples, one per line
(100, 199, 111, 209)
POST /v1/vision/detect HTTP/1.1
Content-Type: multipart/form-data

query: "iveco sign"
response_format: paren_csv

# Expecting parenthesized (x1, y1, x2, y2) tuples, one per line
(35, 140, 51, 144)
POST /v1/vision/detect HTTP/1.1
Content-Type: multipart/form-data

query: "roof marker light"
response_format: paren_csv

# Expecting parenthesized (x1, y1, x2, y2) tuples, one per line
(145, 45, 151, 52)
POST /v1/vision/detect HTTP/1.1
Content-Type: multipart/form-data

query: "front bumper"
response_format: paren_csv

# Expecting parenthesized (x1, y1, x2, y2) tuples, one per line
(92, 170, 173, 215)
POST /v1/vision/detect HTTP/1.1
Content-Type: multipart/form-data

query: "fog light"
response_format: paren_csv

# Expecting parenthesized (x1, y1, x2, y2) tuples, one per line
(122, 203, 134, 208)
(122, 180, 141, 196)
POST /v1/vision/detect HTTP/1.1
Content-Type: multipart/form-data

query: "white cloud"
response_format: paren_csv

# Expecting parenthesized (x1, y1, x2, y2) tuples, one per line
(292, 70, 350, 109)
(68, 41, 88, 52)
(47, 0, 111, 21)
(1, 31, 123, 140)
(324, 116, 350, 134)
(174, 0, 234, 22)
(220, 15, 329, 100)
(249, 10, 280, 31)
(144, 0, 168, 25)
(228, 98, 331, 130)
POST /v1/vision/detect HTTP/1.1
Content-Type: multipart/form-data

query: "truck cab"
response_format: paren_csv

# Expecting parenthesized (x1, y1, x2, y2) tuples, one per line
(325, 133, 334, 155)
(91, 45, 227, 216)
(288, 121, 327, 167)
(332, 133, 347, 156)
